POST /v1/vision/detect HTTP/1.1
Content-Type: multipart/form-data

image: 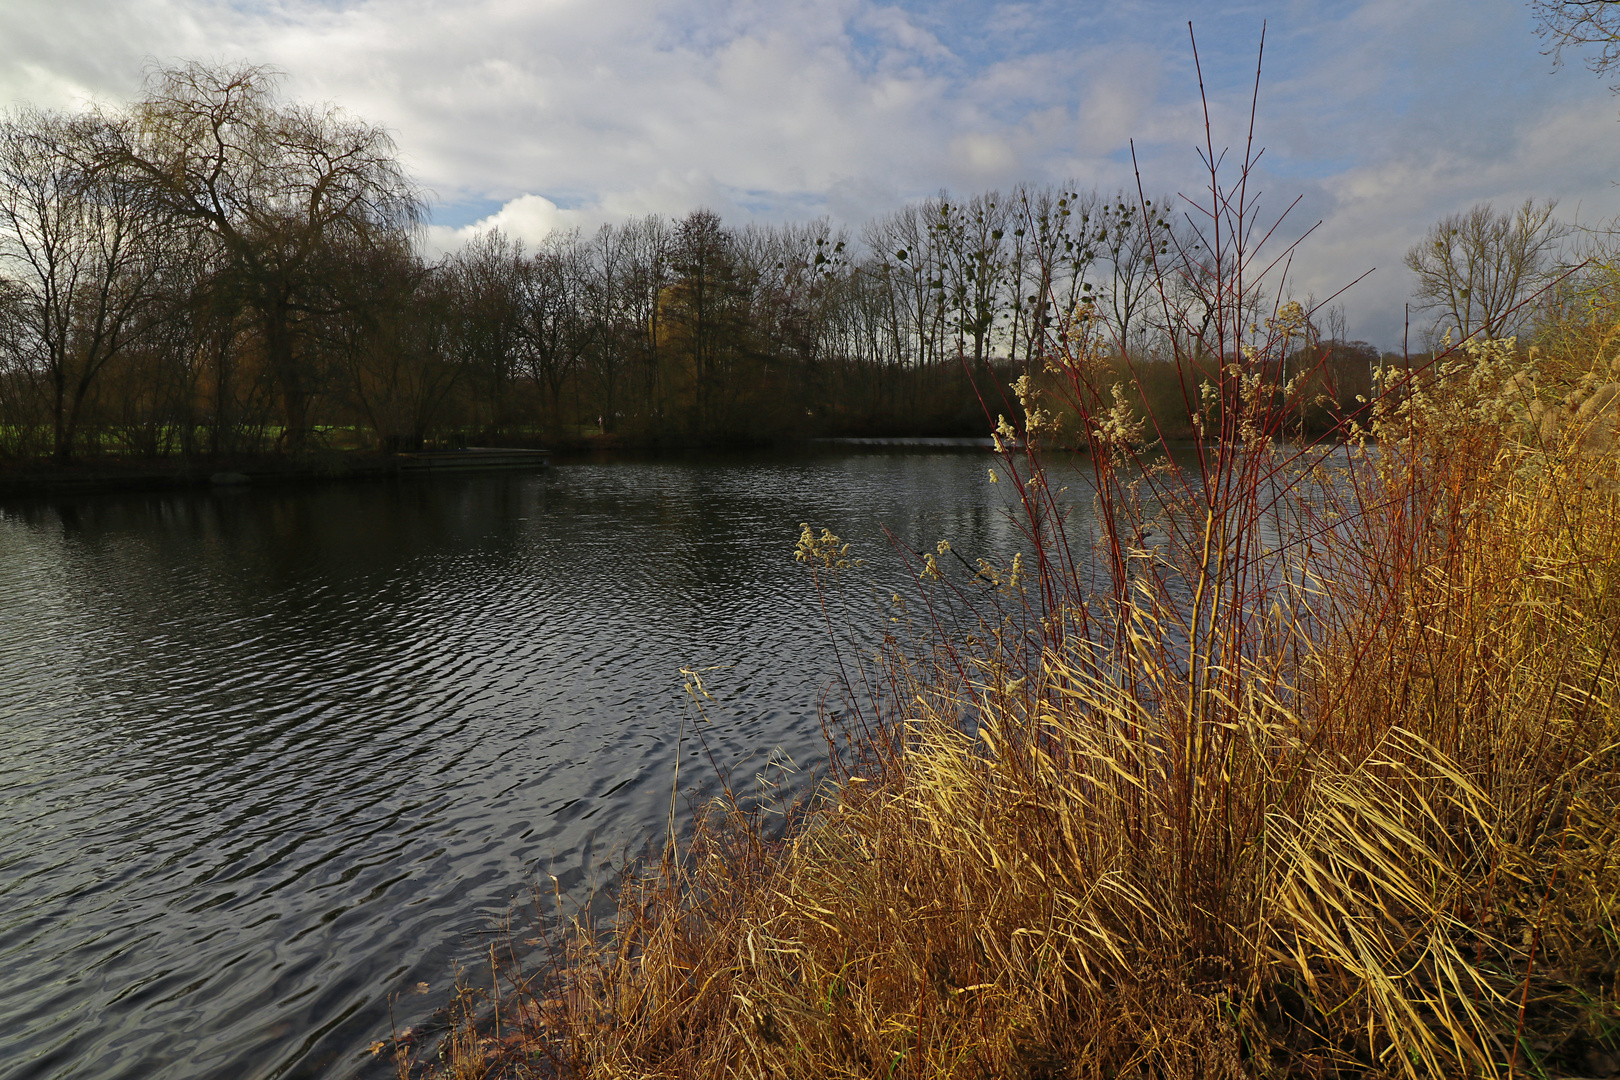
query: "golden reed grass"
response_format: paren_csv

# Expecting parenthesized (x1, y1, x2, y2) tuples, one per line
(401, 323, 1620, 1080)
(403, 42, 1619, 1077)
(407, 329, 1619, 1079)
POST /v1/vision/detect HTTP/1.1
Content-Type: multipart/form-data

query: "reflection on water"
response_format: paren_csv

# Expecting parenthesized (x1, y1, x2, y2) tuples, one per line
(0, 448, 1042, 1080)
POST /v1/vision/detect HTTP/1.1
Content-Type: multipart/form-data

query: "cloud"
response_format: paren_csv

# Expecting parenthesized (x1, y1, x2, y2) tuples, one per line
(4, 0, 1620, 347)
(422, 193, 591, 254)
(949, 133, 1017, 178)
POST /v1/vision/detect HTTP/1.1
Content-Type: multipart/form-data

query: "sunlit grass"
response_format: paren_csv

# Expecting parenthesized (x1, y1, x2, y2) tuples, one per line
(438, 416, 1615, 1079)
(407, 313, 1620, 1077)
(402, 51, 1620, 1076)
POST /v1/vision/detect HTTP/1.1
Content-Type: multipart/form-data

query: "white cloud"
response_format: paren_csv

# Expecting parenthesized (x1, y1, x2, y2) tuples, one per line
(950, 133, 1016, 178)
(422, 193, 589, 254)
(4, 0, 1620, 346)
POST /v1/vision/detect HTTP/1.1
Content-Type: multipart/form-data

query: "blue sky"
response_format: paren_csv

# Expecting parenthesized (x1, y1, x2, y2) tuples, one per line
(4, 0, 1617, 346)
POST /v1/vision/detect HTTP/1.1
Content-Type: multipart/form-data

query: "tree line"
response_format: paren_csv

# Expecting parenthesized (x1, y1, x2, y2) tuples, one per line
(0, 62, 1411, 462)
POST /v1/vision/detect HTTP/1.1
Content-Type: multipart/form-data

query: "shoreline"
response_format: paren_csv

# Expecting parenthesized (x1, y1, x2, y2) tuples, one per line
(0, 451, 402, 499)
(0, 434, 1010, 500)
(0, 434, 1361, 500)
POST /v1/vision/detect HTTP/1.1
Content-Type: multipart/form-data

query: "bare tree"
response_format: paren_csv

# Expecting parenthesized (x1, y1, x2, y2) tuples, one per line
(1404, 200, 1566, 344)
(1013, 185, 1103, 363)
(735, 218, 848, 369)
(613, 215, 673, 426)
(446, 229, 528, 433)
(328, 240, 460, 451)
(1096, 192, 1177, 355)
(578, 223, 632, 432)
(105, 62, 422, 450)
(662, 210, 752, 435)
(0, 107, 169, 460)
(1535, 0, 1620, 85)
(930, 193, 1011, 373)
(519, 230, 596, 432)
(863, 201, 952, 374)
(0, 271, 41, 454)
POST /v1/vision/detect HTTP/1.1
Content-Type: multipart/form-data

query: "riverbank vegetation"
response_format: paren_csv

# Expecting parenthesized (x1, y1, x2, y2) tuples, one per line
(405, 320, 1620, 1080)
(0, 63, 1411, 465)
(393, 56, 1620, 1079)
(417, 322, 1620, 1080)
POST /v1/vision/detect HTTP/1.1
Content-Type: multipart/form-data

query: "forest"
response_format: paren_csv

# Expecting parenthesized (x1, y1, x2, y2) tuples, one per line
(0, 62, 1388, 462)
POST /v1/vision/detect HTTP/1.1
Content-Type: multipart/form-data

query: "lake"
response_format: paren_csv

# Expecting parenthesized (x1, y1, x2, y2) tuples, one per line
(0, 445, 1043, 1080)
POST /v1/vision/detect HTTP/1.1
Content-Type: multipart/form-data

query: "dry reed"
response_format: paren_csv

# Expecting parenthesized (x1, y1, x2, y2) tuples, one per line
(404, 35, 1620, 1079)
(408, 342, 1618, 1079)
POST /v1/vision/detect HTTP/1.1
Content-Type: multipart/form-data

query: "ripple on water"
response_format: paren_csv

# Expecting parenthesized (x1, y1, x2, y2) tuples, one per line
(0, 449, 1042, 1080)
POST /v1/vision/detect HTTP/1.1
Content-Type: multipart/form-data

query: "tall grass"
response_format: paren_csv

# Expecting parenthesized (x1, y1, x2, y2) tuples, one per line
(408, 37, 1620, 1080)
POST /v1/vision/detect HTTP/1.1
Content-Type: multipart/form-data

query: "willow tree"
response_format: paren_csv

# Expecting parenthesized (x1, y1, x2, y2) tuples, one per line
(106, 62, 421, 450)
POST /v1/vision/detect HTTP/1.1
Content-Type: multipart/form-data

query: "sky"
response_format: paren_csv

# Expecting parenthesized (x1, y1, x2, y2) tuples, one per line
(3, 0, 1617, 347)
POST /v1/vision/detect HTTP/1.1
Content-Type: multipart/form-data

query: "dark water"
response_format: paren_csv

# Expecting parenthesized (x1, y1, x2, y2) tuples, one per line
(0, 447, 1036, 1080)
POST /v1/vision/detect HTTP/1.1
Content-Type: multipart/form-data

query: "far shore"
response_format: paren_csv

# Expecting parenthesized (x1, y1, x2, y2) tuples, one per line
(0, 434, 1377, 500)
(0, 433, 1014, 499)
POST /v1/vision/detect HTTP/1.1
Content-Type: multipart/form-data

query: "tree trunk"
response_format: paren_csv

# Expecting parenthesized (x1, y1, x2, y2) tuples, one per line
(52, 368, 70, 463)
(264, 305, 308, 452)
(210, 329, 232, 458)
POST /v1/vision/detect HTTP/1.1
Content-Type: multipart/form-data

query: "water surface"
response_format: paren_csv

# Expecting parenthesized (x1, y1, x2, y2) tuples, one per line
(0, 447, 1034, 1080)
